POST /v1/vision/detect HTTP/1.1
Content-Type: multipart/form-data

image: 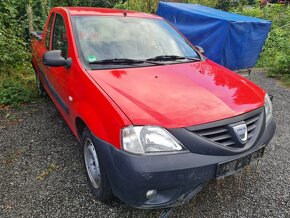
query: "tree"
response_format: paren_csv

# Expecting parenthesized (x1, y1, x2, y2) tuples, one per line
(0, 0, 30, 73)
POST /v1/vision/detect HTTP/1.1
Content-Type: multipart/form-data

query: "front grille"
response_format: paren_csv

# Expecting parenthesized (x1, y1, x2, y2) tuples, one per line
(245, 113, 260, 141)
(188, 108, 263, 148)
(193, 126, 235, 147)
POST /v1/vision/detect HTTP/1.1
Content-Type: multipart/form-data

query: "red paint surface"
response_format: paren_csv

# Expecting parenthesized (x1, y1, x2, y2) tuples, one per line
(31, 7, 265, 149)
(89, 60, 265, 128)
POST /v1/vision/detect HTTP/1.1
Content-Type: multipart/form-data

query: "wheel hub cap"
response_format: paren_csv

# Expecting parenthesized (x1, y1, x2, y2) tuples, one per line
(84, 138, 101, 189)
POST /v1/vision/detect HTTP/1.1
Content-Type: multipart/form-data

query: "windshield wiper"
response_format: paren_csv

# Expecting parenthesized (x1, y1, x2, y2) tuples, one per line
(146, 55, 201, 62)
(89, 58, 165, 66)
(88, 58, 146, 65)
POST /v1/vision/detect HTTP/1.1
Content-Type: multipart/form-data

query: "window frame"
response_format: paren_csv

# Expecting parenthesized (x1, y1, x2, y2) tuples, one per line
(45, 13, 55, 50)
(71, 16, 202, 70)
(51, 13, 69, 58)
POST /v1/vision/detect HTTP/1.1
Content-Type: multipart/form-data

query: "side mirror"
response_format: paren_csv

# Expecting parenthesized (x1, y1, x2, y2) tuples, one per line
(195, 46, 205, 54)
(43, 50, 72, 68)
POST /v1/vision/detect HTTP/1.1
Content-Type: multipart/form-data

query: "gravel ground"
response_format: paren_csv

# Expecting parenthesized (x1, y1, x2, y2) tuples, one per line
(0, 71, 289, 218)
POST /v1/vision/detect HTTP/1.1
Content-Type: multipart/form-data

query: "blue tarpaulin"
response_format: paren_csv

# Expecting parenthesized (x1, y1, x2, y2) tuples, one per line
(156, 2, 272, 70)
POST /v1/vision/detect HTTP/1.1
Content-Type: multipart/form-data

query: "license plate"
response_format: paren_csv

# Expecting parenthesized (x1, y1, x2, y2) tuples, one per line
(216, 146, 265, 179)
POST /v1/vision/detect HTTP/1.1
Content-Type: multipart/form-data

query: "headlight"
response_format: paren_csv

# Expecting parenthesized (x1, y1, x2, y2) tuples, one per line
(264, 93, 273, 124)
(122, 126, 187, 154)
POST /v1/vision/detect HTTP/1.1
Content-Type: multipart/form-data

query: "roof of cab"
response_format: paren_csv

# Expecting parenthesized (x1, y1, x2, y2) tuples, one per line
(62, 7, 161, 19)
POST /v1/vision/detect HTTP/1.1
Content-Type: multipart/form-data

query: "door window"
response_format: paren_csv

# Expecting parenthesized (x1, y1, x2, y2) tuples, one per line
(45, 13, 54, 50)
(52, 14, 68, 58)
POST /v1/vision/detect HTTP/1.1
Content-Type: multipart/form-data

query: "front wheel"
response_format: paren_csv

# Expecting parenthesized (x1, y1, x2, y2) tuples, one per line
(82, 128, 113, 201)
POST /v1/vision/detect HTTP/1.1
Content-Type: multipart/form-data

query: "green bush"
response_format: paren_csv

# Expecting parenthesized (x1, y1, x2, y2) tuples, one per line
(114, 0, 218, 13)
(114, 0, 159, 13)
(116, 1, 289, 80)
(114, 0, 255, 12)
(0, 0, 30, 73)
(232, 4, 290, 78)
(0, 78, 37, 106)
(1, 0, 289, 107)
(260, 27, 290, 77)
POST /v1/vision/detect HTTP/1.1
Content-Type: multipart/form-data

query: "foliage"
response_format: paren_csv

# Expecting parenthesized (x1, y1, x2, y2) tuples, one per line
(0, 0, 289, 106)
(116, 1, 289, 79)
(232, 4, 290, 77)
(114, 0, 159, 13)
(114, 0, 257, 12)
(114, 0, 217, 12)
(0, 0, 120, 106)
(0, 0, 30, 74)
(49, 0, 119, 7)
(0, 77, 37, 106)
(186, 0, 218, 7)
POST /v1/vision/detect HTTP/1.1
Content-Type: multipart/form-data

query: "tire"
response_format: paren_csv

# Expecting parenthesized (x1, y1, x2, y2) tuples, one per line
(35, 72, 47, 98)
(82, 128, 113, 201)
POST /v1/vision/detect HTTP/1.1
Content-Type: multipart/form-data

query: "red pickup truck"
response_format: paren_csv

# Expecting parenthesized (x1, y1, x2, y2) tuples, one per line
(31, 7, 276, 209)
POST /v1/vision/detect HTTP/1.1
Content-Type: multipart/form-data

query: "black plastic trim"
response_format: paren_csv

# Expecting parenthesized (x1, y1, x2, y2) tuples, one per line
(186, 107, 263, 131)
(37, 64, 69, 114)
(88, 119, 275, 209)
(168, 107, 266, 156)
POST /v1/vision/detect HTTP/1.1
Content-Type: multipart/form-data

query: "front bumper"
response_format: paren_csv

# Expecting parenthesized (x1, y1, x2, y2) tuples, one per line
(92, 119, 276, 209)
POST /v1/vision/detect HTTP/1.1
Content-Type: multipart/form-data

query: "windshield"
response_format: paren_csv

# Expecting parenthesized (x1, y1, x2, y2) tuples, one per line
(72, 16, 200, 69)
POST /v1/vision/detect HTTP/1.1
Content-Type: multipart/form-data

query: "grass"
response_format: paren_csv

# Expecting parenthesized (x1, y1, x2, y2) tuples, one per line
(36, 163, 59, 181)
(2, 148, 25, 165)
(0, 66, 38, 107)
(280, 77, 290, 89)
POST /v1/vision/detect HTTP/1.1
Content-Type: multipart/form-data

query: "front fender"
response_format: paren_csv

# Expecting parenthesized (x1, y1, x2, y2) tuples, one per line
(74, 101, 108, 140)
(73, 99, 131, 149)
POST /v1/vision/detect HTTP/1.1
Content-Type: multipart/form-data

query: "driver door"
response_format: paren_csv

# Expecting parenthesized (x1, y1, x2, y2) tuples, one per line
(47, 13, 71, 117)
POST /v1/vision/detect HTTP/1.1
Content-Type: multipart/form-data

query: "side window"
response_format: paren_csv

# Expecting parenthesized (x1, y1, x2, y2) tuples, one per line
(45, 13, 54, 50)
(52, 14, 68, 59)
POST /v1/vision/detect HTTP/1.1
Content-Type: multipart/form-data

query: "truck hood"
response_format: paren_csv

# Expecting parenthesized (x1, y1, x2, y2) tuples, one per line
(88, 60, 265, 128)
